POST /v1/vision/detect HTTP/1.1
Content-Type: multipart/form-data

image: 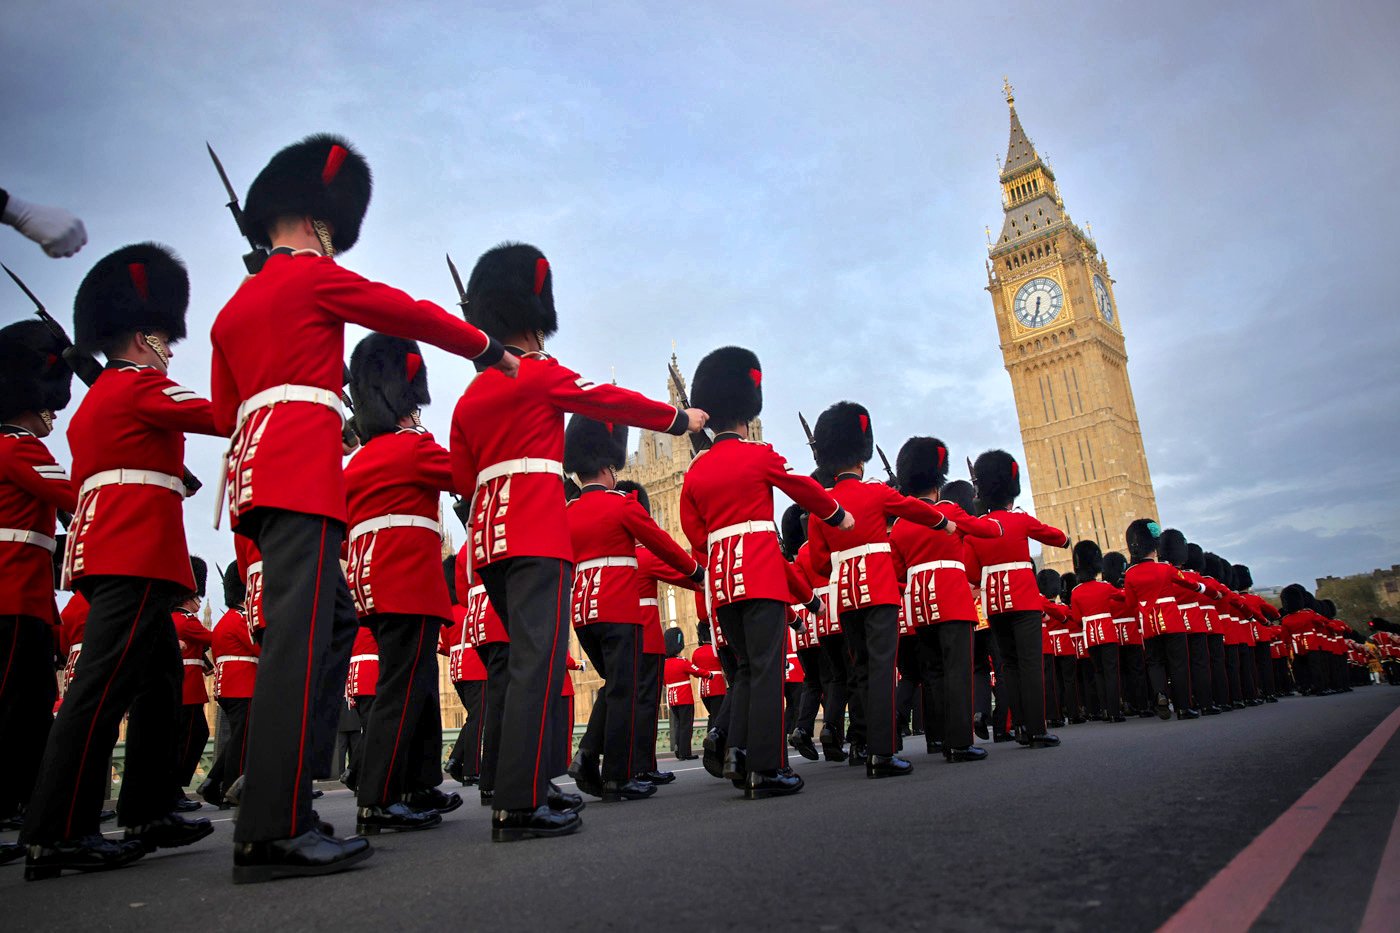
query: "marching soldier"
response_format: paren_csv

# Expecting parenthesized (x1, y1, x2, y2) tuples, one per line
(440, 555, 487, 787)
(203, 561, 259, 807)
(1160, 530, 1215, 714)
(1068, 541, 1126, 722)
(449, 242, 703, 837)
(681, 347, 848, 798)
(781, 505, 830, 762)
(1185, 544, 1231, 713)
(691, 621, 727, 719)
(211, 134, 512, 879)
(24, 243, 219, 878)
(172, 557, 213, 809)
(0, 320, 76, 865)
(342, 624, 378, 790)
(450, 548, 513, 806)
(664, 637, 710, 760)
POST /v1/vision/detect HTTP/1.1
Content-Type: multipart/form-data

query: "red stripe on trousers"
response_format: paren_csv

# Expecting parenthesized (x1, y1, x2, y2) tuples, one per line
(290, 521, 329, 837)
(531, 564, 567, 806)
(381, 617, 429, 800)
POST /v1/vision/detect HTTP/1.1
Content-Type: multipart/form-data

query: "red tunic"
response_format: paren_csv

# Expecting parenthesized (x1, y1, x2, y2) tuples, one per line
(1070, 580, 1125, 647)
(451, 353, 685, 573)
(345, 427, 455, 620)
(566, 486, 698, 628)
(454, 549, 509, 646)
(563, 653, 580, 697)
(57, 592, 88, 700)
(211, 251, 495, 528)
(793, 545, 839, 639)
(1040, 599, 1070, 653)
(785, 627, 805, 682)
(664, 654, 707, 706)
(63, 364, 219, 590)
(681, 435, 842, 611)
(346, 625, 379, 697)
(438, 604, 487, 682)
(0, 428, 75, 622)
(890, 499, 1000, 626)
(691, 643, 726, 698)
(963, 509, 1069, 616)
(173, 609, 212, 705)
(1122, 560, 1209, 638)
(212, 607, 260, 699)
(637, 544, 703, 656)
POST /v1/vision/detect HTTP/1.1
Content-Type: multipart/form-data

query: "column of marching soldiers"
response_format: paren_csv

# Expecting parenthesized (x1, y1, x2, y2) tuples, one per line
(2, 133, 1398, 885)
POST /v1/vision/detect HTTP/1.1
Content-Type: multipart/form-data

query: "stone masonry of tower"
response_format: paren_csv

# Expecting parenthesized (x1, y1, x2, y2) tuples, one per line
(985, 82, 1159, 573)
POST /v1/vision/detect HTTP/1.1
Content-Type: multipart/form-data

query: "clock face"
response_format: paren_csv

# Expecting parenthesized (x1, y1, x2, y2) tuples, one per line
(1093, 274, 1114, 323)
(1013, 277, 1064, 328)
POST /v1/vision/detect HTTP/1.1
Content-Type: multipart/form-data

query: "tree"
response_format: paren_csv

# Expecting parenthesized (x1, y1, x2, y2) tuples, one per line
(1316, 576, 1385, 634)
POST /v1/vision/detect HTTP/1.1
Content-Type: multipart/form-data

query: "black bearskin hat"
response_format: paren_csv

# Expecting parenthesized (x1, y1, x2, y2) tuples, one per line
(615, 480, 650, 514)
(189, 556, 207, 599)
(1102, 551, 1128, 588)
(690, 346, 762, 430)
(564, 475, 582, 502)
(463, 242, 556, 341)
(563, 414, 629, 476)
(1319, 599, 1337, 619)
(244, 133, 372, 253)
(811, 467, 834, 489)
(1159, 529, 1188, 568)
(1185, 543, 1205, 573)
(0, 320, 73, 420)
(697, 620, 711, 645)
(940, 480, 976, 515)
(895, 436, 949, 496)
(813, 401, 873, 473)
(1060, 572, 1077, 605)
(1036, 567, 1061, 600)
(74, 243, 189, 354)
(1280, 584, 1306, 614)
(222, 560, 246, 608)
(781, 503, 808, 560)
(1218, 560, 1237, 590)
(349, 334, 430, 441)
(443, 555, 458, 605)
(665, 627, 684, 658)
(1125, 518, 1161, 562)
(971, 449, 1020, 508)
(1232, 564, 1253, 592)
(1072, 540, 1103, 581)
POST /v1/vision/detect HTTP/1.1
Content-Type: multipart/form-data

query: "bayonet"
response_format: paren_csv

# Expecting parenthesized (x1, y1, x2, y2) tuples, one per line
(798, 412, 817, 457)
(206, 142, 268, 275)
(668, 359, 710, 454)
(446, 253, 468, 312)
(876, 444, 896, 485)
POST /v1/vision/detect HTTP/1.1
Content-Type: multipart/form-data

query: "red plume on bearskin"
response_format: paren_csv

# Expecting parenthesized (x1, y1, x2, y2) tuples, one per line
(244, 133, 372, 253)
(690, 346, 762, 430)
(0, 320, 74, 420)
(463, 242, 557, 341)
(349, 333, 431, 442)
(74, 242, 189, 355)
(895, 436, 949, 496)
(813, 401, 873, 473)
(563, 414, 629, 477)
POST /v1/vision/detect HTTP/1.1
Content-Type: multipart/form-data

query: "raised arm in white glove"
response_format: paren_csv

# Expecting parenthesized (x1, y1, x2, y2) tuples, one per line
(1, 190, 88, 258)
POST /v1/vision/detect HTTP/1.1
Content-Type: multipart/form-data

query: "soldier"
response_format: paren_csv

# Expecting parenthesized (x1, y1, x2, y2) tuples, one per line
(1233, 565, 1280, 702)
(1068, 541, 1126, 722)
(172, 557, 213, 809)
(664, 635, 710, 760)
(1035, 569, 1072, 728)
(210, 135, 510, 880)
(680, 347, 847, 798)
(24, 243, 219, 879)
(451, 548, 512, 806)
(1186, 545, 1231, 713)
(450, 243, 703, 837)
(1103, 551, 1152, 716)
(203, 561, 259, 808)
(781, 505, 829, 762)
(691, 621, 727, 719)
(1160, 530, 1215, 715)
(806, 403, 968, 778)
(963, 450, 1070, 748)
(0, 320, 76, 865)
(563, 415, 701, 802)
(440, 555, 487, 787)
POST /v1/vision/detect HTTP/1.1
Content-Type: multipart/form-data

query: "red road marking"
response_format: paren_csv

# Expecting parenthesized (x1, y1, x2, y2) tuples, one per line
(1159, 704, 1400, 933)
(1360, 798, 1400, 933)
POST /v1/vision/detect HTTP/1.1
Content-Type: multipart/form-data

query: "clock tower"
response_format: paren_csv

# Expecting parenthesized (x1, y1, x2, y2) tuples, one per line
(985, 80, 1159, 571)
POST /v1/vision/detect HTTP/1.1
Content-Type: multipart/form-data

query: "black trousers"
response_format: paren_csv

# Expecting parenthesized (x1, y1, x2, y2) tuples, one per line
(24, 576, 182, 843)
(1042, 655, 1059, 720)
(669, 703, 695, 757)
(706, 644, 739, 737)
(895, 634, 921, 734)
(1121, 643, 1150, 711)
(1207, 635, 1231, 707)
(1078, 658, 1102, 718)
(0, 615, 57, 819)
(476, 642, 509, 793)
(818, 635, 853, 744)
(449, 680, 485, 777)
(556, 694, 574, 768)
(1254, 645, 1277, 697)
(1054, 655, 1079, 720)
(235, 511, 358, 843)
(841, 604, 900, 757)
(794, 645, 825, 737)
(715, 599, 788, 772)
(206, 697, 251, 795)
(1226, 644, 1246, 702)
(356, 613, 444, 807)
(918, 621, 974, 749)
(989, 610, 1046, 736)
(701, 693, 723, 718)
(1238, 643, 1258, 699)
(477, 556, 572, 812)
(348, 694, 375, 786)
(175, 703, 210, 791)
(783, 681, 802, 736)
(1186, 633, 1212, 710)
(634, 652, 663, 773)
(972, 628, 998, 729)
(1091, 644, 1122, 717)
(576, 621, 640, 782)
(1147, 633, 1191, 712)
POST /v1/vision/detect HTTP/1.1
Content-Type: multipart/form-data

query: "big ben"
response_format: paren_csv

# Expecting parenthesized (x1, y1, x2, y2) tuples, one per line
(986, 80, 1158, 571)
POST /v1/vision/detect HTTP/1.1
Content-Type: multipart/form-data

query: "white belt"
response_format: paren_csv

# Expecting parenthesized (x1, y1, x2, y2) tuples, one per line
(832, 543, 892, 565)
(182, 659, 204, 667)
(79, 468, 184, 498)
(981, 561, 1032, 579)
(0, 528, 57, 552)
(1179, 602, 1199, 610)
(1155, 597, 1177, 604)
(218, 656, 259, 664)
(707, 520, 777, 547)
(247, 561, 263, 578)
(1048, 629, 1069, 636)
(1082, 613, 1111, 623)
(905, 559, 965, 581)
(575, 555, 639, 573)
(349, 513, 442, 543)
(1114, 617, 1134, 625)
(475, 458, 564, 488)
(236, 384, 343, 428)
(639, 598, 659, 607)
(70, 642, 82, 653)
(350, 654, 379, 664)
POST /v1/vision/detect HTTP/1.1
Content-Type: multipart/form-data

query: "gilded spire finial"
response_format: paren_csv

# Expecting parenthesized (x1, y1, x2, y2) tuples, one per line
(1003, 76, 1015, 107)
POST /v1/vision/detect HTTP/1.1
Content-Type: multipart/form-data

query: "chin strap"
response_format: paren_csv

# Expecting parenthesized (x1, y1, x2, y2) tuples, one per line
(311, 220, 336, 258)
(142, 333, 170, 369)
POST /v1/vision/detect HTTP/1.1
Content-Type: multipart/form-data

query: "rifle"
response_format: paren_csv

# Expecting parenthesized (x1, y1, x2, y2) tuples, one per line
(668, 359, 710, 454)
(3, 263, 203, 495)
(798, 412, 817, 458)
(446, 253, 469, 315)
(876, 444, 896, 486)
(206, 143, 269, 275)
(339, 364, 360, 451)
(444, 255, 476, 525)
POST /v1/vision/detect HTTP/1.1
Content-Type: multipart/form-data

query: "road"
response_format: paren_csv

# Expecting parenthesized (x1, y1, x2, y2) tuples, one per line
(4, 687, 1398, 932)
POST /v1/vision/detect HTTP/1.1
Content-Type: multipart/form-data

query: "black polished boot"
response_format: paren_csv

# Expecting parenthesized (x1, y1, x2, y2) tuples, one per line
(944, 746, 988, 762)
(636, 769, 675, 785)
(478, 789, 494, 807)
(925, 739, 944, 756)
(490, 805, 581, 842)
(403, 787, 463, 815)
(818, 724, 847, 762)
(702, 729, 727, 778)
(973, 713, 990, 741)
(1176, 708, 1201, 721)
(355, 801, 442, 835)
(445, 758, 465, 784)
(722, 747, 748, 781)
(846, 744, 869, 766)
(992, 730, 1015, 743)
(1264, 694, 1279, 703)
(745, 767, 804, 799)
(788, 728, 819, 761)
(567, 750, 604, 798)
(125, 813, 215, 852)
(224, 775, 245, 807)
(233, 830, 372, 884)
(173, 795, 203, 813)
(1019, 729, 1060, 748)
(1202, 705, 1222, 716)
(1109, 714, 1127, 723)
(866, 754, 913, 778)
(24, 835, 146, 881)
(548, 782, 585, 814)
(601, 779, 656, 802)
(197, 778, 226, 809)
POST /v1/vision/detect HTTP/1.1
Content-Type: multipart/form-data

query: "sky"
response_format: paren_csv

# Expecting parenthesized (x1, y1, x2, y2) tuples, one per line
(3, 0, 1398, 591)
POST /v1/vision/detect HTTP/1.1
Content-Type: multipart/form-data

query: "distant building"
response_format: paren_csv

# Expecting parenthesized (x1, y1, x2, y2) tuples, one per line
(1316, 564, 1400, 622)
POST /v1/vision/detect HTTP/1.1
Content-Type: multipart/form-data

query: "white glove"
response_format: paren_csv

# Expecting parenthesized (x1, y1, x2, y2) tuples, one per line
(3, 194, 88, 257)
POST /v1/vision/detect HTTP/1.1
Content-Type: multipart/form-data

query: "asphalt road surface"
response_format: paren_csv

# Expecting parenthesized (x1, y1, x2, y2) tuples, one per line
(5, 687, 1398, 932)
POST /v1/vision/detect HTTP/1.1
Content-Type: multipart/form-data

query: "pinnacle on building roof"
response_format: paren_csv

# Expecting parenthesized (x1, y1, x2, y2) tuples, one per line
(1001, 77, 1042, 178)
